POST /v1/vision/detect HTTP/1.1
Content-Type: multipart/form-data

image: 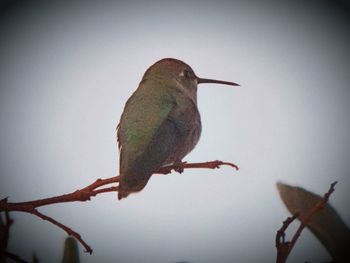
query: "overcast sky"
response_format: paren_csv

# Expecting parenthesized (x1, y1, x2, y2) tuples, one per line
(1, 1, 350, 262)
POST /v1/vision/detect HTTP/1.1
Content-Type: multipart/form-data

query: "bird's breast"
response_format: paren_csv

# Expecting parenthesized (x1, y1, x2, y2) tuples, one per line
(164, 95, 202, 164)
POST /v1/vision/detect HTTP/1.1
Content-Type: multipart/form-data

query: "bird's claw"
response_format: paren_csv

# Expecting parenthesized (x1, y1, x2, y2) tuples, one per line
(174, 161, 187, 174)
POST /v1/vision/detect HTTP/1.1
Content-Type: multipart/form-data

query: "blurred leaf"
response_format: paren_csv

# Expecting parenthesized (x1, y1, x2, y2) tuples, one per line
(277, 182, 350, 262)
(62, 236, 80, 263)
(32, 252, 39, 263)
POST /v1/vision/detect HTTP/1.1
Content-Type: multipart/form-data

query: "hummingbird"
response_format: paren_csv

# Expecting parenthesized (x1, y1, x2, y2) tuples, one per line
(117, 58, 239, 200)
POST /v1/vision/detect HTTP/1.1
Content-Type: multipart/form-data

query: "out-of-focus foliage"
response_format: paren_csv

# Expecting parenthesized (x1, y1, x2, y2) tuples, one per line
(32, 252, 39, 263)
(62, 236, 80, 263)
(277, 182, 350, 263)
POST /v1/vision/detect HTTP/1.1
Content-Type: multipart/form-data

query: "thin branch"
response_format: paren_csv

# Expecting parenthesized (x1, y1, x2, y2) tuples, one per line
(288, 181, 337, 255)
(0, 159, 238, 255)
(275, 213, 299, 263)
(0, 160, 238, 212)
(31, 209, 92, 254)
(1, 177, 121, 212)
(275, 181, 337, 263)
(5, 251, 29, 263)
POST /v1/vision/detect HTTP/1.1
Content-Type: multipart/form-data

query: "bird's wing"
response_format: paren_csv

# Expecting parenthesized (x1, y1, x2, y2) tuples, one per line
(117, 85, 181, 178)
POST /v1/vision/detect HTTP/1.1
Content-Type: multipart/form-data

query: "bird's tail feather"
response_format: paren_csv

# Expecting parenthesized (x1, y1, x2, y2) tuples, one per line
(117, 172, 151, 200)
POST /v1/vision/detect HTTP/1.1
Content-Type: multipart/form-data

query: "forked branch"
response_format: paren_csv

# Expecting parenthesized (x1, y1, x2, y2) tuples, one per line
(0, 160, 238, 256)
(275, 181, 337, 263)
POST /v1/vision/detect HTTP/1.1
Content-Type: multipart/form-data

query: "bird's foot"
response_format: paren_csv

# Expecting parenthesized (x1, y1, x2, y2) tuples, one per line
(173, 160, 187, 174)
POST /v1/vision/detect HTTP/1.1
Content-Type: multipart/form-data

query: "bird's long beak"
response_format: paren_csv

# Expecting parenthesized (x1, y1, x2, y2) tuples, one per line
(197, 77, 239, 86)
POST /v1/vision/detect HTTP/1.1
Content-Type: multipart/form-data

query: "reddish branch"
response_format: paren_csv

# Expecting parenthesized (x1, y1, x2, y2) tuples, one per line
(0, 160, 238, 255)
(5, 252, 28, 263)
(275, 213, 299, 263)
(275, 181, 337, 263)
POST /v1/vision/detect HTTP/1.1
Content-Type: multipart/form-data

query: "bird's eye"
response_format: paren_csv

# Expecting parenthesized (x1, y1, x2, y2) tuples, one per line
(183, 69, 194, 79)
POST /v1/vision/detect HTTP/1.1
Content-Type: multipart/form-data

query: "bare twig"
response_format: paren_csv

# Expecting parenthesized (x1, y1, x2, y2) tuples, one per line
(275, 213, 299, 263)
(31, 209, 92, 254)
(275, 182, 337, 263)
(0, 159, 238, 255)
(5, 251, 29, 263)
(0, 177, 121, 212)
(288, 182, 337, 255)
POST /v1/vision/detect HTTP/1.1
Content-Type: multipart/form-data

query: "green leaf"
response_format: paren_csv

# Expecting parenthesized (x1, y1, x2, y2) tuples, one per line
(62, 236, 80, 263)
(277, 182, 350, 262)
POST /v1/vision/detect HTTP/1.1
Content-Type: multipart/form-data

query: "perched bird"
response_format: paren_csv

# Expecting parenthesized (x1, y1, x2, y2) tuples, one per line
(117, 58, 238, 199)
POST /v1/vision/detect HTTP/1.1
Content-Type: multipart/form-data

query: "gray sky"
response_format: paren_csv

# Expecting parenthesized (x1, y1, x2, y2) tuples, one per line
(1, 1, 350, 262)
